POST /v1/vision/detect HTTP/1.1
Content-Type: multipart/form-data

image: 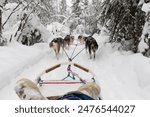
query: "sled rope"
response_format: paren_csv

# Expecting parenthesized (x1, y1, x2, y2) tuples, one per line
(62, 48, 71, 61)
(70, 44, 78, 59)
(71, 47, 85, 61)
(63, 44, 85, 62)
(61, 43, 86, 81)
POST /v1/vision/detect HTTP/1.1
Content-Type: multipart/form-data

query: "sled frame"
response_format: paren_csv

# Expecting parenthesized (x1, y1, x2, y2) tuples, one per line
(36, 62, 96, 87)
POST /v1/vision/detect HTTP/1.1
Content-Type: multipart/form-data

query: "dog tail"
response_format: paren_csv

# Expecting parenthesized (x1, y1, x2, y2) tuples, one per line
(49, 41, 54, 48)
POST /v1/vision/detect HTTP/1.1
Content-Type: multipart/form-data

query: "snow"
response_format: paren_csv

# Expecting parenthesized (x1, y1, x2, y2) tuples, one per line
(138, 3, 150, 52)
(66, 0, 72, 7)
(0, 43, 48, 91)
(2, 3, 22, 31)
(0, 34, 150, 100)
(1, 2, 150, 100)
(46, 22, 70, 41)
(2, 3, 51, 43)
(142, 3, 150, 13)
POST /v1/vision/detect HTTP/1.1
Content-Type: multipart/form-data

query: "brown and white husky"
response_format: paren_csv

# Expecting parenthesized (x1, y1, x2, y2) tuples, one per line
(49, 37, 64, 60)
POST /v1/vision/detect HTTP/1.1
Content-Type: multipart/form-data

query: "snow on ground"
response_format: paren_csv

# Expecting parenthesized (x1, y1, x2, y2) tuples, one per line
(0, 42, 50, 99)
(0, 34, 150, 100)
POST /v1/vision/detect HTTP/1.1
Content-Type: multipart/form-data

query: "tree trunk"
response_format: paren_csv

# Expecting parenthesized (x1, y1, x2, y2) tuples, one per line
(0, 9, 2, 37)
(0, 9, 3, 45)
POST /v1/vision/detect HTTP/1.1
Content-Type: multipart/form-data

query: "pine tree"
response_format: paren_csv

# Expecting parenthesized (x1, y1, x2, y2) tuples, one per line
(0, 0, 8, 45)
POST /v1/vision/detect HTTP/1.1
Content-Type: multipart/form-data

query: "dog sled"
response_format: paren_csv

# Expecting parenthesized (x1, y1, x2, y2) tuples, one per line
(36, 61, 100, 99)
(15, 59, 101, 100)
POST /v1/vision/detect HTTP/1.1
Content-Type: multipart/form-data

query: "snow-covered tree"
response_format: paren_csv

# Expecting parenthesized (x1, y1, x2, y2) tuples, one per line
(70, 0, 102, 35)
(60, 0, 67, 15)
(86, 0, 102, 35)
(100, 0, 145, 53)
(1, 1, 51, 45)
(138, 0, 150, 56)
(0, 0, 8, 46)
(72, 0, 82, 17)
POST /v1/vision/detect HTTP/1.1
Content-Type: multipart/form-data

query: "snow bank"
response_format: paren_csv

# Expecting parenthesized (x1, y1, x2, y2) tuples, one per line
(0, 43, 49, 90)
(94, 49, 150, 99)
(27, 14, 51, 42)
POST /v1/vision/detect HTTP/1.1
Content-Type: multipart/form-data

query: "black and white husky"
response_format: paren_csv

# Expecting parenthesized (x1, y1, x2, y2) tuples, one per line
(85, 36, 99, 59)
(14, 78, 101, 100)
(49, 37, 64, 59)
(78, 35, 88, 44)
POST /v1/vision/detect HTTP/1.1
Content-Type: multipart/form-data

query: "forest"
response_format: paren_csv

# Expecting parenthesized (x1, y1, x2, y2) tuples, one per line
(0, 0, 150, 56)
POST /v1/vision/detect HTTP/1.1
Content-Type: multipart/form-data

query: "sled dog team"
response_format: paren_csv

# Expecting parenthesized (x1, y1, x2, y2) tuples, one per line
(50, 35, 99, 59)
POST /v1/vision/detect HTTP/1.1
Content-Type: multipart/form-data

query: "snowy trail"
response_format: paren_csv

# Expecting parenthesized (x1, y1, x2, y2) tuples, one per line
(0, 43, 95, 99)
(0, 40, 150, 100)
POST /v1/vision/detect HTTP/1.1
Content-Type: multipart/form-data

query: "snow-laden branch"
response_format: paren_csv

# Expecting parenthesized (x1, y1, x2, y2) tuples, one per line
(62, 13, 75, 25)
(2, 2, 21, 28)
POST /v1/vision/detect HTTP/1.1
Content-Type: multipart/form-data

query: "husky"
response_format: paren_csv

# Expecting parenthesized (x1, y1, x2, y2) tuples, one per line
(85, 36, 99, 59)
(78, 35, 88, 44)
(15, 78, 101, 100)
(14, 78, 46, 100)
(49, 37, 64, 59)
(63, 35, 74, 49)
